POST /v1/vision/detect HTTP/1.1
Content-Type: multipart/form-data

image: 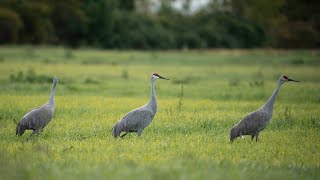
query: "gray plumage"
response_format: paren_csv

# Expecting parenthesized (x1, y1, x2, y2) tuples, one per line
(16, 77, 58, 136)
(112, 73, 169, 138)
(230, 75, 298, 143)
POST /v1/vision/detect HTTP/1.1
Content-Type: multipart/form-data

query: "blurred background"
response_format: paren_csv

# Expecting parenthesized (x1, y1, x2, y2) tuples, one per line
(0, 0, 319, 49)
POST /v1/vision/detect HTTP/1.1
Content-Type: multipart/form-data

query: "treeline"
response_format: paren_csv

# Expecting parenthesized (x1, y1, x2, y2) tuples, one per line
(0, 0, 319, 49)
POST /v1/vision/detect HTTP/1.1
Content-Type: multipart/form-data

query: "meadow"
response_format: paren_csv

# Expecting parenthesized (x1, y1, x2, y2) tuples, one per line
(0, 46, 319, 179)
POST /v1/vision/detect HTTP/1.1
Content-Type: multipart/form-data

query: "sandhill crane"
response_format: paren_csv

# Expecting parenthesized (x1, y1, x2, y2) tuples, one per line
(112, 73, 169, 138)
(230, 75, 298, 143)
(16, 77, 58, 136)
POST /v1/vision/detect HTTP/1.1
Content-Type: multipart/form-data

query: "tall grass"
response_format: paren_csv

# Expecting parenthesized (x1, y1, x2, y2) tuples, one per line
(0, 47, 319, 179)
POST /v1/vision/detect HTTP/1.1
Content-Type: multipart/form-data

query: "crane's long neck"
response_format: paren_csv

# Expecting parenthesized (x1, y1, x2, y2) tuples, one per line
(49, 81, 57, 106)
(147, 79, 157, 114)
(262, 80, 282, 113)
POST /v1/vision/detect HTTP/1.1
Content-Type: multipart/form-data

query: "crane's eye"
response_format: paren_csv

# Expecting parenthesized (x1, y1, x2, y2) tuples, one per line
(283, 76, 288, 79)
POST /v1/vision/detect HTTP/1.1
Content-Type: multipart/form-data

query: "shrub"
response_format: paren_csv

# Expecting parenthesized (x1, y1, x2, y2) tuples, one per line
(9, 69, 52, 83)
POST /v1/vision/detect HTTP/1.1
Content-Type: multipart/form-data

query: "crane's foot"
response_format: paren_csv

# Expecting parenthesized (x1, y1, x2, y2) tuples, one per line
(31, 129, 41, 136)
(255, 135, 260, 142)
(120, 133, 128, 138)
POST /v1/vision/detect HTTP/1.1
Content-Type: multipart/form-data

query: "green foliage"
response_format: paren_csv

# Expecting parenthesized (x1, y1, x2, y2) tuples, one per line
(82, 0, 115, 48)
(177, 85, 184, 113)
(0, 0, 270, 49)
(1, 0, 317, 48)
(195, 12, 266, 48)
(84, 77, 100, 84)
(117, 0, 135, 11)
(0, 7, 22, 43)
(290, 58, 304, 65)
(274, 22, 319, 48)
(231, 0, 320, 48)
(111, 10, 177, 49)
(51, 1, 89, 47)
(122, 69, 129, 80)
(9, 68, 52, 84)
(15, 1, 54, 43)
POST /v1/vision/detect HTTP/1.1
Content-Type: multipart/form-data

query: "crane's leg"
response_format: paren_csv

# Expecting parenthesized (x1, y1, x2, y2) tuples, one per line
(251, 134, 255, 141)
(30, 129, 41, 136)
(255, 132, 260, 142)
(120, 133, 128, 138)
(120, 125, 131, 138)
(137, 130, 143, 137)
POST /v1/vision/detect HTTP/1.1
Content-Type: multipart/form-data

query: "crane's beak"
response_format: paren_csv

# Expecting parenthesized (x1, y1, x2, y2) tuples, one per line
(288, 78, 299, 82)
(159, 75, 169, 80)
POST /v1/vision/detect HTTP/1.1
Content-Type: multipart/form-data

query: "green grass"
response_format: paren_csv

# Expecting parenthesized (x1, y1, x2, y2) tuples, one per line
(0, 46, 319, 179)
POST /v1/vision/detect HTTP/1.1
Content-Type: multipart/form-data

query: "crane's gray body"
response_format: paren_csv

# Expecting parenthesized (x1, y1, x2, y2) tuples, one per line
(16, 103, 54, 135)
(230, 76, 298, 142)
(230, 107, 272, 142)
(112, 73, 167, 138)
(112, 104, 156, 137)
(16, 78, 58, 136)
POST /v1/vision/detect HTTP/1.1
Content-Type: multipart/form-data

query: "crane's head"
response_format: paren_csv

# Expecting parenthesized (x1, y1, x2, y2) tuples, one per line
(53, 77, 59, 84)
(152, 73, 169, 81)
(230, 124, 240, 143)
(280, 75, 299, 83)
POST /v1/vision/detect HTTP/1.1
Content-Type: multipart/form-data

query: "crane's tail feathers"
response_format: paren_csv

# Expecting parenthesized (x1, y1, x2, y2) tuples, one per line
(112, 122, 123, 138)
(16, 123, 26, 136)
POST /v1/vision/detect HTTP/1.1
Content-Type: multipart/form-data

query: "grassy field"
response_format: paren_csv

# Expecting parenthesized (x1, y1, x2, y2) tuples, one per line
(0, 46, 319, 179)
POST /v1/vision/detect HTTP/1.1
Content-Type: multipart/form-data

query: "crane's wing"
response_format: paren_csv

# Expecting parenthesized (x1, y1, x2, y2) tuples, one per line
(239, 110, 268, 134)
(19, 105, 53, 128)
(21, 106, 41, 119)
(121, 108, 154, 130)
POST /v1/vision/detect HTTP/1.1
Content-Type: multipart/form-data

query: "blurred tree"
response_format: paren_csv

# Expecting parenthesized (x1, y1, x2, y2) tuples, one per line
(231, 0, 286, 25)
(111, 10, 176, 49)
(14, 1, 54, 44)
(277, 0, 320, 47)
(117, 0, 135, 11)
(230, 0, 319, 47)
(230, 0, 286, 46)
(50, 0, 88, 47)
(194, 11, 265, 48)
(82, 0, 115, 48)
(157, 3, 188, 48)
(0, 0, 317, 48)
(281, 0, 319, 22)
(0, 7, 22, 43)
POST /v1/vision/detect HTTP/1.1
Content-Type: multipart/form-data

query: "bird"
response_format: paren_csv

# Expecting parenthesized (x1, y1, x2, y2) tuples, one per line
(16, 77, 58, 136)
(112, 73, 169, 138)
(230, 75, 298, 143)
